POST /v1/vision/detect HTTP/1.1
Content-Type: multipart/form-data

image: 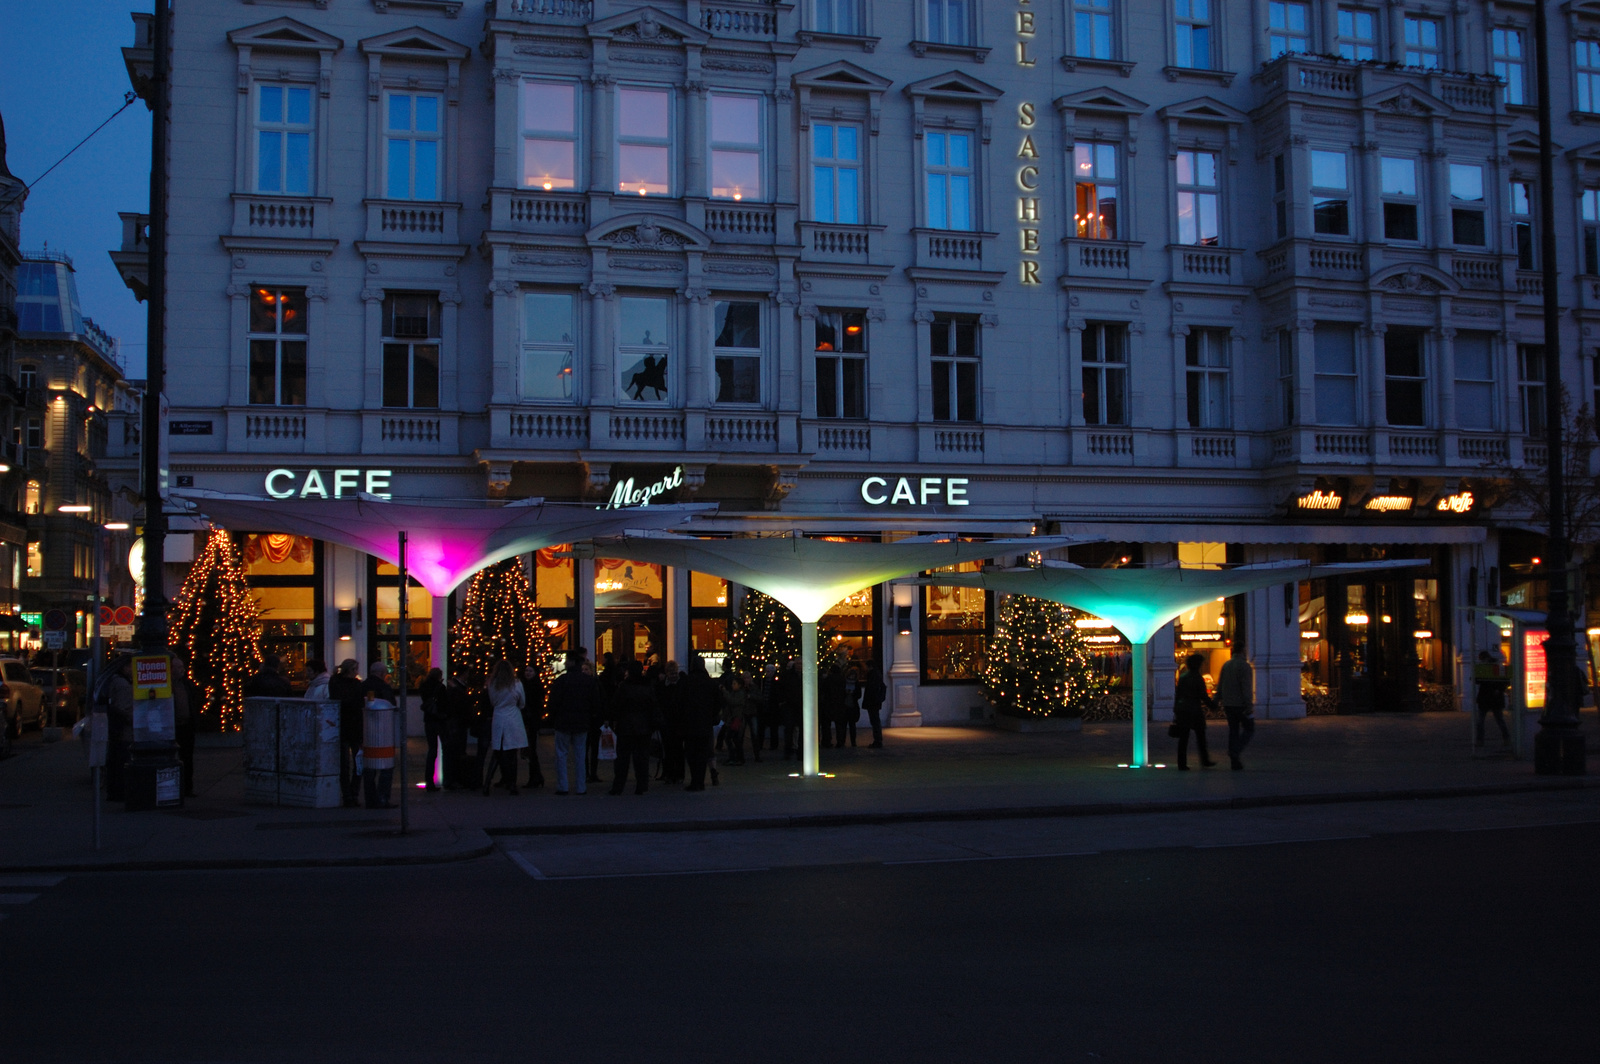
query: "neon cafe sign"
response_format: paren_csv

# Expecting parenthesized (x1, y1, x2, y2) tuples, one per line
(861, 476, 970, 506)
(265, 468, 392, 500)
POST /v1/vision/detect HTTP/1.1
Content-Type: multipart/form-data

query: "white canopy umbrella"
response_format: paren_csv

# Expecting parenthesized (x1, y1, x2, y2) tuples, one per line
(593, 532, 1088, 776)
(913, 559, 1424, 766)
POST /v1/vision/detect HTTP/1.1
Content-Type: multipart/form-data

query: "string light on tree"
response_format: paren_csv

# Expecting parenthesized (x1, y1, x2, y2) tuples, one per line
(449, 558, 555, 707)
(167, 529, 263, 731)
(983, 593, 1107, 719)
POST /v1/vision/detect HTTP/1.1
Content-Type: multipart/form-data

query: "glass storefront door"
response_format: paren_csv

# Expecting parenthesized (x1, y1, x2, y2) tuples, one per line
(595, 558, 665, 669)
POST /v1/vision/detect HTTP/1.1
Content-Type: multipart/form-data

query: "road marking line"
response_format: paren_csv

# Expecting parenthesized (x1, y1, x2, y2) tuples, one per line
(0, 893, 42, 904)
(0, 875, 65, 888)
(540, 866, 771, 881)
(1448, 819, 1600, 833)
(507, 852, 546, 880)
(884, 851, 1100, 866)
(1193, 835, 1368, 849)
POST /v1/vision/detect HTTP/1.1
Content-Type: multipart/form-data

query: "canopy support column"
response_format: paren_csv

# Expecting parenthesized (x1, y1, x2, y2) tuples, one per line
(1131, 640, 1149, 768)
(801, 620, 819, 777)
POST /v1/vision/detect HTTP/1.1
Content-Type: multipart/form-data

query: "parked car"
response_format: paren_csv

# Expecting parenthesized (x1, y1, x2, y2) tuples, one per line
(31, 668, 88, 725)
(0, 659, 46, 738)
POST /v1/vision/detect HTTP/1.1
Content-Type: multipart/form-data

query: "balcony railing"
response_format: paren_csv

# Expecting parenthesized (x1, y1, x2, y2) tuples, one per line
(365, 200, 460, 244)
(704, 203, 777, 244)
(700, 3, 776, 38)
(914, 229, 997, 272)
(492, 0, 593, 22)
(705, 414, 778, 451)
(1256, 53, 1504, 115)
(496, 189, 589, 234)
(798, 222, 882, 264)
(232, 194, 333, 241)
(1170, 245, 1245, 286)
(1062, 238, 1145, 282)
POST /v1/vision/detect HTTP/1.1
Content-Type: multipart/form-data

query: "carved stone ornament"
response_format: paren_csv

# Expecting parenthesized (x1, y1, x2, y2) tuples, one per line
(361, 287, 384, 303)
(614, 13, 681, 44)
(1379, 268, 1443, 294)
(1379, 91, 1429, 116)
(604, 219, 688, 249)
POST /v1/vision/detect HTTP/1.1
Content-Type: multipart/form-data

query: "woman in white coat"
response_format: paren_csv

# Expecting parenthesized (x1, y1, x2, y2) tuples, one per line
(483, 660, 527, 796)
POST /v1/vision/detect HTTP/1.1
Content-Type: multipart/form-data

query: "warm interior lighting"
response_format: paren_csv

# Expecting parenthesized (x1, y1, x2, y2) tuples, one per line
(103, 522, 129, 530)
(1074, 618, 1114, 629)
(1301, 630, 1321, 640)
(1381, 614, 1392, 624)
(542, 181, 553, 190)
(1345, 612, 1369, 625)
(1413, 629, 1434, 639)
(58, 504, 91, 513)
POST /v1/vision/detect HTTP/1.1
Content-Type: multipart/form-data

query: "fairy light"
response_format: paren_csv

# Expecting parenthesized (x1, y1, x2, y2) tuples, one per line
(167, 529, 263, 732)
(449, 559, 556, 703)
(982, 595, 1108, 719)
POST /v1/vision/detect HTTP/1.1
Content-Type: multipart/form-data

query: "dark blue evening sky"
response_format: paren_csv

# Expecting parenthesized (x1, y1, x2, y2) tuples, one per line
(1, 2, 153, 378)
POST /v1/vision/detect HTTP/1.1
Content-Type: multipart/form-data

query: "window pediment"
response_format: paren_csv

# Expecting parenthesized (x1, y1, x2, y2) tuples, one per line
(1159, 96, 1246, 124)
(359, 26, 471, 61)
(1567, 140, 1600, 167)
(587, 7, 709, 47)
(1054, 87, 1149, 117)
(1509, 129, 1560, 154)
(793, 60, 893, 94)
(228, 17, 344, 55)
(1368, 85, 1450, 118)
(587, 213, 712, 252)
(903, 71, 1004, 104)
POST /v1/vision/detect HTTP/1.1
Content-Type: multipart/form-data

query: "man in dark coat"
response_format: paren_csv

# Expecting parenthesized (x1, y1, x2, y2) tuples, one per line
(606, 660, 662, 795)
(1172, 652, 1218, 770)
(328, 659, 365, 807)
(861, 659, 887, 748)
(519, 663, 547, 788)
(819, 663, 846, 748)
(546, 653, 602, 794)
(679, 656, 722, 791)
(777, 657, 802, 760)
(243, 654, 293, 698)
(362, 661, 397, 703)
(655, 660, 685, 782)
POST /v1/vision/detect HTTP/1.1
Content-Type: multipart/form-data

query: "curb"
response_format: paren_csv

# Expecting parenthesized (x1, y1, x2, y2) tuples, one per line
(0, 836, 496, 875)
(485, 777, 1599, 837)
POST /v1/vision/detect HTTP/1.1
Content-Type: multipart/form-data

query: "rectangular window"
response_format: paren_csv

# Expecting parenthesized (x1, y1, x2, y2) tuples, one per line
(1454, 332, 1496, 431)
(1580, 41, 1600, 114)
(247, 286, 307, 406)
(384, 92, 441, 201)
(931, 315, 979, 422)
(925, 131, 974, 230)
(1074, 142, 1119, 240)
(809, 0, 861, 34)
(618, 296, 671, 403)
(17, 364, 36, 390)
(25, 418, 42, 450)
(709, 93, 763, 201)
(1278, 330, 1295, 425)
(922, 561, 990, 684)
(815, 310, 868, 419)
(1384, 327, 1427, 427)
(1518, 344, 1546, 436)
(1494, 28, 1525, 106)
(1314, 323, 1359, 426)
(713, 300, 762, 404)
(380, 294, 440, 409)
(1336, 8, 1377, 60)
(1174, 0, 1212, 69)
(1450, 163, 1486, 246)
(925, 0, 971, 45)
(1381, 156, 1420, 241)
(1273, 154, 1287, 239)
(811, 122, 861, 223)
(1176, 150, 1219, 246)
(1584, 189, 1600, 275)
(1511, 181, 1534, 271)
(1269, 1, 1310, 57)
(616, 87, 671, 197)
(1074, 0, 1114, 59)
(1311, 150, 1350, 236)
(1185, 328, 1231, 428)
(521, 291, 576, 402)
(1081, 322, 1128, 426)
(522, 81, 578, 191)
(255, 84, 313, 195)
(1404, 16, 1441, 68)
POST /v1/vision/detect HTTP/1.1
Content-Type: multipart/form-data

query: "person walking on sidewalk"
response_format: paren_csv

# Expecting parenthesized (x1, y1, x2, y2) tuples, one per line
(607, 660, 661, 795)
(519, 663, 547, 790)
(1215, 650, 1255, 771)
(329, 659, 365, 808)
(1173, 652, 1218, 770)
(656, 659, 686, 783)
(483, 660, 527, 796)
(548, 652, 601, 794)
(419, 667, 447, 791)
(861, 659, 887, 748)
(1474, 651, 1511, 745)
(681, 656, 721, 790)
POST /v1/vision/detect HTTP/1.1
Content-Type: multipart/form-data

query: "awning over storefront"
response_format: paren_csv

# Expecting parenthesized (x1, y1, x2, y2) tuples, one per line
(1046, 521, 1488, 545)
(170, 491, 710, 596)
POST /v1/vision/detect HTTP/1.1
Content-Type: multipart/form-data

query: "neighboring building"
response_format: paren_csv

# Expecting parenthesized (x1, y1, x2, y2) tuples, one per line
(125, 2, 1600, 721)
(0, 113, 43, 652)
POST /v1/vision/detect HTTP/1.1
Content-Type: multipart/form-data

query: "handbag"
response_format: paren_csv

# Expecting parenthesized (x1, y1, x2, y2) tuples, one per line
(597, 725, 617, 761)
(1166, 722, 1183, 739)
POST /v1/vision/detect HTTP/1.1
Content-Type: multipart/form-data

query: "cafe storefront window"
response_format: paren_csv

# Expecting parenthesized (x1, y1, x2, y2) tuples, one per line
(369, 556, 430, 689)
(691, 571, 730, 674)
(240, 533, 321, 690)
(922, 559, 991, 683)
(534, 546, 577, 665)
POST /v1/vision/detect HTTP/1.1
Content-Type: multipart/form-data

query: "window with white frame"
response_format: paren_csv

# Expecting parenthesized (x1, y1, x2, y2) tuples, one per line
(384, 93, 441, 201)
(1073, 0, 1114, 59)
(1336, 8, 1377, 60)
(1384, 327, 1427, 427)
(809, 0, 862, 34)
(1404, 15, 1441, 68)
(1313, 323, 1359, 426)
(1381, 156, 1420, 241)
(1074, 142, 1119, 240)
(381, 293, 440, 409)
(1584, 189, 1600, 274)
(925, 131, 974, 230)
(1454, 331, 1496, 431)
(1176, 150, 1219, 246)
(1311, 150, 1351, 236)
(248, 286, 308, 406)
(1511, 181, 1534, 270)
(255, 84, 313, 195)
(710, 93, 763, 201)
(931, 314, 979, 422)
(1273, 153, 1288, 239)
(815, 310, 867, 419)
(618, 295, 671, 403)
(1518, 344, 1545, 436)
(1185, 328, 1230, 428)
(1269, 1, 1310, 57)
(924, 0, 972, 45)
(1450, 163, 1486, 246)
(521, 292, 577, 402)
(713, 300, 762, 404)
(1277, 330, 1295, 425)
(1578, 40, 1600, 114)
(1173, 0, 1213, 68)
(811, 122, 862, 223)
(17, 364, 36, 390)
(522, 81, 578, 191)
(1493, 27, 1526, 106)
(616, 87, 671, 197)
(1081, 322, 1128, 426)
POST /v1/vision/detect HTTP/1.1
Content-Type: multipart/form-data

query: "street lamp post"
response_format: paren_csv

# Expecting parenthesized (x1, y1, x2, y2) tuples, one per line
(1533, 0, 1587, 774)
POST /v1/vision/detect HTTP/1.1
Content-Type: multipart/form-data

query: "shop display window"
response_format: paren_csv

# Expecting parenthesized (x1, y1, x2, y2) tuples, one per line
(370, 558, 431, 689)
(240, 533, 322, 690)
(922, 559, 991, 683)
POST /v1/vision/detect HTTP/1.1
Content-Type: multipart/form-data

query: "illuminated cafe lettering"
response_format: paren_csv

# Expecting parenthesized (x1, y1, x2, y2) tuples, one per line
(1436, 491, 1475, 513)
(265, 468, 392, 500)
(1295, 489, 1343, 511)
(1364, 494, 1414, 513)
(860, 476, 970, 506)
(604, 466, 684, 509)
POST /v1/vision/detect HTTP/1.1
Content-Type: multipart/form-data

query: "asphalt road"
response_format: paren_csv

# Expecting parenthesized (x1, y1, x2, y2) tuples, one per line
(3, 796, 1597, 1064)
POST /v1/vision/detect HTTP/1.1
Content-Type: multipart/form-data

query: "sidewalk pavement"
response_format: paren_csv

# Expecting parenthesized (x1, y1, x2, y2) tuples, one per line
(1, 711, 1593, 872)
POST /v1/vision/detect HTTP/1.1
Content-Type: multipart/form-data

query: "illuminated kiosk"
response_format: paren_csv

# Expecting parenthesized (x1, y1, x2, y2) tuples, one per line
(913, 559, 1423, 767)
(589, 532, 1079, 777)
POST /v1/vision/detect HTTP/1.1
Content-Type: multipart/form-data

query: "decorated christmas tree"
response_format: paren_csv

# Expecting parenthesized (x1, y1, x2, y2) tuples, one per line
(724, 589, 799, 679)
(449, 559, 555, 709)
(982, 594, 1107, 718)
(167, 529, 263, 731)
